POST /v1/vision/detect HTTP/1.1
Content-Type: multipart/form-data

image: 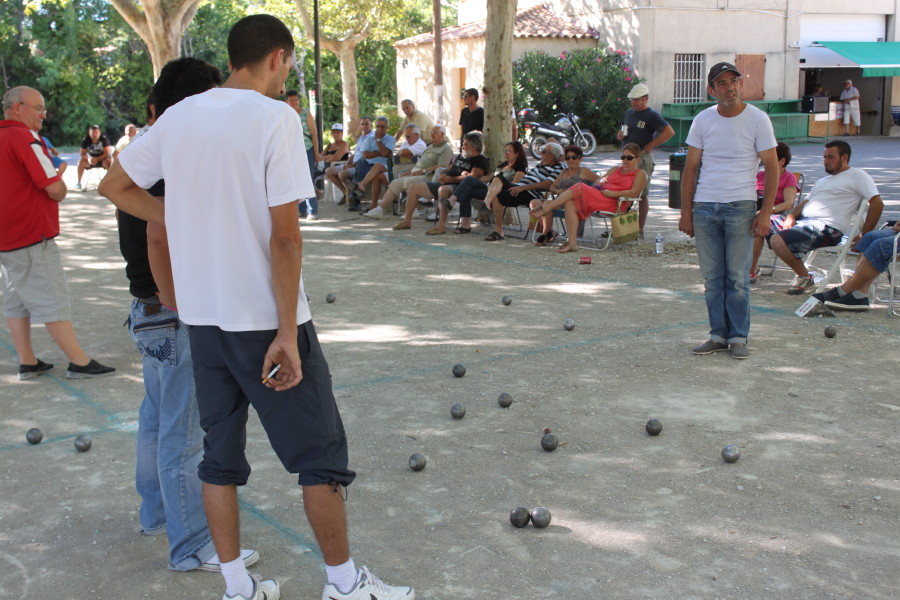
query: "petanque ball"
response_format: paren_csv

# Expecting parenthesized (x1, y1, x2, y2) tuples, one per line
(543, 427, 552, 434)
(824, 326, 836, 339)
(501, 296, 512, 306)
(721, 444, 740, 463)
(25, 428, 43, 445)
(509, 506, 531, 528)
(325, 293, 336, 304)
(450, 403, 466, 419)
(563, 318, 575, 331)
(498, 392, 513, 408)
(74, 434, 92, 452)
(541, 433, 558, 452)
(645, 419, 663, 436)
(452, 364, 466, 378)
(409, 453, 426, 471)
(531, 507, 552, 528)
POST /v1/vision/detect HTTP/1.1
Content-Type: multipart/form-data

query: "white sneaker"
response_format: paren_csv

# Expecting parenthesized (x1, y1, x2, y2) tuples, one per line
(322, 566, 414, 600)
(307, 214, 319, 221)
(223, 574, 279, 600)
(363, 206, 384, 219)
(197, 548, 259, 572)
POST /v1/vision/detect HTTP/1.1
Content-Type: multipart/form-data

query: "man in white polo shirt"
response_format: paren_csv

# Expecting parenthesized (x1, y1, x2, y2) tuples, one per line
(100, 14, 413, 600)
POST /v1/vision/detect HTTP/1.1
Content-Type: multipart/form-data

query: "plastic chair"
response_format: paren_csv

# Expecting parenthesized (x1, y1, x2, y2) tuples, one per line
(870, 221, 900, 317)
(82, 165, 107, 191)
(800, 196, 871, 293)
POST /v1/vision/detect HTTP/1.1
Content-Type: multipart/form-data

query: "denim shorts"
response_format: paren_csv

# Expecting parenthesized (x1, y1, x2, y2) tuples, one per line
(189, 321, 356, 488)
(773, 220, 843, 258)
(856, 229, 898, 273)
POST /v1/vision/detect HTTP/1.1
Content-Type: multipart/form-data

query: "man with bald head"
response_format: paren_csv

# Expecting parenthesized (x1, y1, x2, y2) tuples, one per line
(0, 86, 115, 379)
(395, 99, 434, 144)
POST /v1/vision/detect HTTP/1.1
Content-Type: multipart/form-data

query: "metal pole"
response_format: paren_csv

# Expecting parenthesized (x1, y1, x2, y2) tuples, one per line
(314, 0, 323, 150)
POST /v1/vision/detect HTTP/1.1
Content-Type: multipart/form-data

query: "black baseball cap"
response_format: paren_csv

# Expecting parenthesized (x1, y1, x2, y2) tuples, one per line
(707, 62, 741, 86)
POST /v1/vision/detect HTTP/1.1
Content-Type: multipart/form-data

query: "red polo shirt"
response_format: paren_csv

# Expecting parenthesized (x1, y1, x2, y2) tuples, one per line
(0, 119, 61, 251)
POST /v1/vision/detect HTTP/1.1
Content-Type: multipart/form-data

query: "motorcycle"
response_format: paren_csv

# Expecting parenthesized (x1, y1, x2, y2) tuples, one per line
(517, 109, 597, 159)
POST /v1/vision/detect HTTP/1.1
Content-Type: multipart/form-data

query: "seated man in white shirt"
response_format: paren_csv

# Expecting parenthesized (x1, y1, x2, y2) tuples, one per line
(351, 124, 424, 209)
(768, 140, 882, 295)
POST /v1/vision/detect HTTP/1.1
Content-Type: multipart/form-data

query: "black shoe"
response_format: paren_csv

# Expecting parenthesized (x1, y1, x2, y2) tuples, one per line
(812, 288, 842, 303)
(18, 359, 54, 381)
(825, 294, 870, 311)
(348, 203, 362, 212)
(66, 359, 115, 379)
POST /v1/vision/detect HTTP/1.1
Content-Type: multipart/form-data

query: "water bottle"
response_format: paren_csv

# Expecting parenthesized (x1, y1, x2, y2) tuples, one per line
(655, 233, 664, 254)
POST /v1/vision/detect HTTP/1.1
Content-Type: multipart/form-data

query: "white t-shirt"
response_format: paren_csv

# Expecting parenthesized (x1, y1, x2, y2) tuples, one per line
(801, 167, 879, 233)
(840, 87, 860, 110)
(685, 104, 777, 204)
(118, 88, 314, 331)
(398, 138, 427, 158)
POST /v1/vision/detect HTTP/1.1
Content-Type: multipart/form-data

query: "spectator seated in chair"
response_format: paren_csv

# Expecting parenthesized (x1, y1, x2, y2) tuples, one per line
(362, 125, 453, 220)
(314, 123, 350, 197)
(749, 141, 800, 282)
(467, 141, 529, 228)
(767, 140, 882, 295)
(346, 115, 395, 211)
(324, 116, 373, 204)
(533, 144, 600, 245)
(811, 222, 900, 311)
(392, 131, 488, 233)
(482, 142, 564, 242)
(529, 143, 647, 253)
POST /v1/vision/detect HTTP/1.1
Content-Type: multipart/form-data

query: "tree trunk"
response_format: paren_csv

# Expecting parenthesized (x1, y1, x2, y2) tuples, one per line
(109, 0, 203, 80)
(483, 0, 516, 168)
(333, 42, 361, 138)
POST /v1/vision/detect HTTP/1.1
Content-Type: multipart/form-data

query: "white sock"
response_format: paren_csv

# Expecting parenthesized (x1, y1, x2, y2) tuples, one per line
(851, 290, 867, 299)
(326, 558, 357, 594)
(222, 556, 253, 598)
(837, 286, 848, 296)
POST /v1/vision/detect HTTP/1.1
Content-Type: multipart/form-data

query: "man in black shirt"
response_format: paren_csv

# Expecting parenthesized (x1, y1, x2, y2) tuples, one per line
(459, 88, 484, 143)
(76, 125, 112, 190)
(115, 57, 258, 575)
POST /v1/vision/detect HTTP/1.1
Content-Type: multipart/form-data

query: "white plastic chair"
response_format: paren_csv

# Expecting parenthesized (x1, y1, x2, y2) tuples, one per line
(801, 197, 870, 294)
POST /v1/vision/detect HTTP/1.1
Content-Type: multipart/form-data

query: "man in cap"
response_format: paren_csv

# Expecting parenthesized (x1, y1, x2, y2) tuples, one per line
(678, 62, 779, 360)
(617, 83, 675, 236)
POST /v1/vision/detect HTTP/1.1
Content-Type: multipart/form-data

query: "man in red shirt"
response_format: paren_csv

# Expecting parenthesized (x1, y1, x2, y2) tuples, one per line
(0, 86, 114, 379)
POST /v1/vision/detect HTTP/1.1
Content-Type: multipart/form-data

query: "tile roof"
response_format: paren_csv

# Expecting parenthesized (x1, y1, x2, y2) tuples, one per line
(395, 4, 600, 48)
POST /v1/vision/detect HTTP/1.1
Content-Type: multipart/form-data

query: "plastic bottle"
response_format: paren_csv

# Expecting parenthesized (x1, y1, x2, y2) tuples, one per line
(655, 233, 664, 254)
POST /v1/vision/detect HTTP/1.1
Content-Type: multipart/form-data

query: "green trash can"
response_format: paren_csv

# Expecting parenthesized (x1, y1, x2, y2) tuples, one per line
(668, 152, 686, 209)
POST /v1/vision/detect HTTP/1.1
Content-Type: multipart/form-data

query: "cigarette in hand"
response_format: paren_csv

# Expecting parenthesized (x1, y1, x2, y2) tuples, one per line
(262, 364, 282, 385)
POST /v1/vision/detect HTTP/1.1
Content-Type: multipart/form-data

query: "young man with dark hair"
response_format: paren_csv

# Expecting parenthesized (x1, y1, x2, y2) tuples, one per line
(76, 124, 113, 190)
(459, 87, 483, 141)
(101, 14, 413, 600)
(114, 56, 252, 576)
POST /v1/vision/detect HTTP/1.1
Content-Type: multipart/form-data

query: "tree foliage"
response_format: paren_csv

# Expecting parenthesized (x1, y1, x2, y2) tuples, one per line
(513, 48, 640, 144)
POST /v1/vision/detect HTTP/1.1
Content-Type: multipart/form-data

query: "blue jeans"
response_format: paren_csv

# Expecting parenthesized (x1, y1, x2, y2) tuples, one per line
(305, 148, 318, 215)
(129, 299, 214, 570)
(693, 201, 756, 344)
(453, 176, 488, 218)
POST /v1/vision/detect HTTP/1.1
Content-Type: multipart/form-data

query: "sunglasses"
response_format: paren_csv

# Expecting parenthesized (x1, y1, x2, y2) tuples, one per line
(565, 155, 580, 160)
(621, 155, 638, 161)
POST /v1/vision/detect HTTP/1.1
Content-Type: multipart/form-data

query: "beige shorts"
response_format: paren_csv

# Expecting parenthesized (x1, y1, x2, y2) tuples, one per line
(637, 152, 654, 199)
(0, 238, 72, 322)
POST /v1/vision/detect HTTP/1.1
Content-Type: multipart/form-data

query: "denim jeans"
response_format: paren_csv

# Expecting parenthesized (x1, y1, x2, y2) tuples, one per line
(453, 176, 488, 218)
(129, 299, 214, 570)
(305, 147, 318, 215)
(693, 201, 756, 344)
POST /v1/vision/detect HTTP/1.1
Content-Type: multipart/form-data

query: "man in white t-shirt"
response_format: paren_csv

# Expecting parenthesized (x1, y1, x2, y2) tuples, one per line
(679, 62, 779, 360)
(769, 140, 882, 294)
(99, 14, 413, 600)
(840, 80, 861, 136)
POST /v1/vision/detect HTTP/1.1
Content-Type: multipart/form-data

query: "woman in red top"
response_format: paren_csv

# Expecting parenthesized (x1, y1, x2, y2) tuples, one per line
(530, 143, 647, 253)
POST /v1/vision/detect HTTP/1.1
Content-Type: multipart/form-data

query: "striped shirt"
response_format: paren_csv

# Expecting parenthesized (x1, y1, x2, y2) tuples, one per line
(515, 162, 564, 199)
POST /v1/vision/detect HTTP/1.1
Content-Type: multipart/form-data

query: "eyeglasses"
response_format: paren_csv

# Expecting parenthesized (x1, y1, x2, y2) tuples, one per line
(565, 155, 580, 160)
(621, 155, 638, 161)
(19, 102, 47, 114)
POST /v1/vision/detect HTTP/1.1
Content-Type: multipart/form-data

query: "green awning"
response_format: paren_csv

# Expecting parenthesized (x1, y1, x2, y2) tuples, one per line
(817, 41, 900, 77)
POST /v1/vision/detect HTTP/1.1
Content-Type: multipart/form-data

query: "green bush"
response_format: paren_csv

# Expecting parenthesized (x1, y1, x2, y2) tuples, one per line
(513, 47, 641, 144)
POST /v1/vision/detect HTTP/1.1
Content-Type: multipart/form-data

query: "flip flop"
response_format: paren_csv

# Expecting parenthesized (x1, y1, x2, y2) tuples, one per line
(425, 227, 446, 236)
(392, 222, 411, 230)
(484, 231, 504, 241)
(453, 227, 471, 234)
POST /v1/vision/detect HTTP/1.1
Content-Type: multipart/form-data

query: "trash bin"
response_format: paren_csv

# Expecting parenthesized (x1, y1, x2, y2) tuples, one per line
(668, 152, 687, 209)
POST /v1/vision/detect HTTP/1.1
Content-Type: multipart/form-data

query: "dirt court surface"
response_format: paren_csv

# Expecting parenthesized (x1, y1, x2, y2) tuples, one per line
(2, 143, 899, 600)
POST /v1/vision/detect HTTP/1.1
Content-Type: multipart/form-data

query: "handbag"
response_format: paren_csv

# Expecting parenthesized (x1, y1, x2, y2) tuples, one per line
(611, 210, 639, 244)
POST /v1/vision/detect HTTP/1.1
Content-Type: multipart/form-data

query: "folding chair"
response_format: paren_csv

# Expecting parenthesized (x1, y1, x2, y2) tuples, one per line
(870, 221, 900, 318)
(759, 172, 804, 277)
(800, 196, 871, 293)
(82, 165, 107, 191)
(579, 197, 638, 251)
